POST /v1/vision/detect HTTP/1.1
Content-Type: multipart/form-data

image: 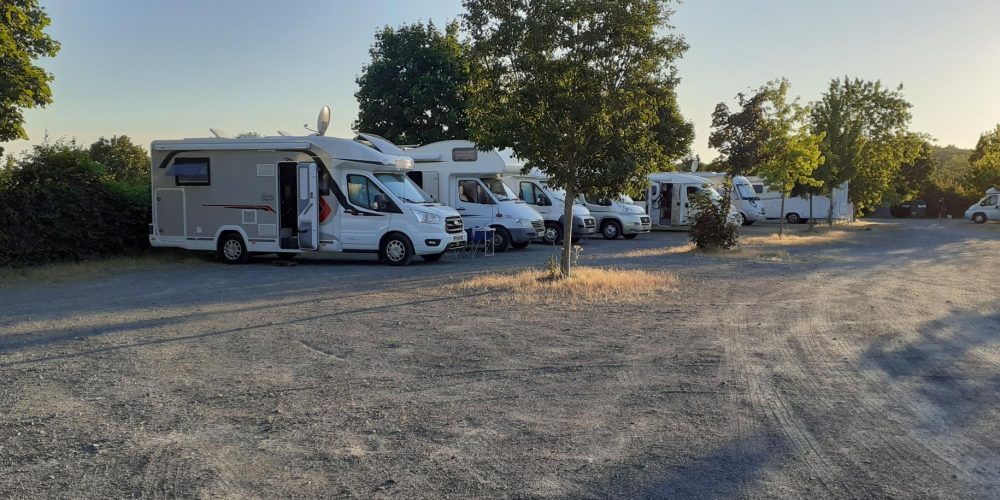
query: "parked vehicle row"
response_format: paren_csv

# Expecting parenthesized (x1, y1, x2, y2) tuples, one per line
(149, 108, 750, 266)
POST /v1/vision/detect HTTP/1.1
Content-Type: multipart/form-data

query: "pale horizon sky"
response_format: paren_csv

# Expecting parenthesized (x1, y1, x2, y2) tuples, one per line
(4, 0, 999, 161)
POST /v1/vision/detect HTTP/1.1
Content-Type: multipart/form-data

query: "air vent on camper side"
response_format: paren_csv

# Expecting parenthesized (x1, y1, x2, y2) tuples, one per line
(445, 216, 464, 234)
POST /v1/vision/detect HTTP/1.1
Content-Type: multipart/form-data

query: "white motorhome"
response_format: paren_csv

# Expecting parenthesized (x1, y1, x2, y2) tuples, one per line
(643, 172, 740, 229)
(748, 177, 851, 223)
(965, 188, 1000, 223)
(688, 172, 764, 226)
(354, 135, 545, 252)
(501, 167, 597, 244)
(577, 193, 651, 239)
(149, 116, 464, 266)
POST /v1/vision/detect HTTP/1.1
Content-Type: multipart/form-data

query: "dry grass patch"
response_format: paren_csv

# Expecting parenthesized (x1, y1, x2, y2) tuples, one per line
(455, 266, 678, 303)
(742, 230, 851, 246)
(615, 244, 695, 258)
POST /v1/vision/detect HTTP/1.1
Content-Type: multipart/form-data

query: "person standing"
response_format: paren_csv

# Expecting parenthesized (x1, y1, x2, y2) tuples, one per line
(937, 197, 947, 219)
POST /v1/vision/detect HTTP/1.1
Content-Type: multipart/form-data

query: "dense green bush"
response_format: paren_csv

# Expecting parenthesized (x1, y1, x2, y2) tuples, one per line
(0, 141, 150, 267)
(688, 189, 740, 250)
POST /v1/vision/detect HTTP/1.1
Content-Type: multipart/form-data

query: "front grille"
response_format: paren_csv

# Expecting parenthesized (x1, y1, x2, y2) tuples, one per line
(640, 216, 650, 224)
(445, 216, 464, 234)
(531, 220, 544, 231)
(583, 217, 596, 228)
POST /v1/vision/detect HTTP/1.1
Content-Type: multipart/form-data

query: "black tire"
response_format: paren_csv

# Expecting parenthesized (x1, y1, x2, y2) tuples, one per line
(491, 226, 511, 252)
(972, 212, 987, 224)
(601, 219, 622, 240)
(542, 222, 563, 244)
(510, 241, 530, 249)
(622, 233, 638, 240)
(421, 251, 445, 262)
(785, 212, 801, 224)
(218, 233, 250, 265)
(735, 212, 748, 226)
(379, 233, 414, 266)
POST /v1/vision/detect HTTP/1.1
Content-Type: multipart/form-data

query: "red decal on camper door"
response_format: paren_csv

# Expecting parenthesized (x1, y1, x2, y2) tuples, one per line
(319, 197, 332, 223)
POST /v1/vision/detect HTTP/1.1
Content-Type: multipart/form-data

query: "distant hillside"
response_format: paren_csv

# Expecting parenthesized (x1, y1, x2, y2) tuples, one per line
(930, 145, 973, 185)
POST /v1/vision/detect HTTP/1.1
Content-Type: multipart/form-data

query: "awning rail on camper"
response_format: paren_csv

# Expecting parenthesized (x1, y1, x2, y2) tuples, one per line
(152, 142, 312, 152)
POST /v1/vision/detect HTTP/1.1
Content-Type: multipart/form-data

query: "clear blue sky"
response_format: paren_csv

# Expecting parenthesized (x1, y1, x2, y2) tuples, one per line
(5, 0, 999, 160)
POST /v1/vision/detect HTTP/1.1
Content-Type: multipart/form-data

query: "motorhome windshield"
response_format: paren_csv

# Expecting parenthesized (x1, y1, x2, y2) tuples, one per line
(482, 178, 516, 201)
(542, 185, 583, 205)
(735, 183, 757, 201)
(618, 194, 635, 204)
(375, 173, 434, 203)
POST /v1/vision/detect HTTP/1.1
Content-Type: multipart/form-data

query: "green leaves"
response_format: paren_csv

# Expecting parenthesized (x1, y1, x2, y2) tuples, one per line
(88, 135, 151, 184)
(0, 0, 60, 154)
(354, 20, 470, 145)
(962, 124, 1000, 194)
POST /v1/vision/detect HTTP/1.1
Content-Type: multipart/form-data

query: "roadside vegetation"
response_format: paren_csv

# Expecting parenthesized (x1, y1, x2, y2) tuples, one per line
(456, 266, 678, 304)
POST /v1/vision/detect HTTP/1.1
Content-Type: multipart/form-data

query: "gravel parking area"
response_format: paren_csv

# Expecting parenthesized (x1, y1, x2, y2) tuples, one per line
(1, 219, 998, 498)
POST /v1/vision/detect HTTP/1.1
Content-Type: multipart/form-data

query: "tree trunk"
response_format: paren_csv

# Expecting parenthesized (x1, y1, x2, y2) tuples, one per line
(827, 192, 834, 227)
(809, 193, 815, 229)
(779, 194, 786, 237)
(560, 185, 576, 278)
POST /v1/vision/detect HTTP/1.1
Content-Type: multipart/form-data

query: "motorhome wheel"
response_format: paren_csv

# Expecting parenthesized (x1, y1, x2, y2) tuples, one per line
(543, 222, 563, 244)
(785, 212, 801, 224)
(218, 233, 250, 265)
(601, 220, 622, 240)
(491, 227, 511, 252)
(380, 234, 414, 266)
(734, 212, 747, 226)
(972, 213, 987, 224)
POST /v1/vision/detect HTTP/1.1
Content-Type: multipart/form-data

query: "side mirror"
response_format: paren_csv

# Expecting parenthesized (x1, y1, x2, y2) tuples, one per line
(373, 194, 387, 210)
(536, 194, 546, 206)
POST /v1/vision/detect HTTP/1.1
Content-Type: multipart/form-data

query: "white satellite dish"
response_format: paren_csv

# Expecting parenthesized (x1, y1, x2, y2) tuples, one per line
(317, 106, 331, 136)
(689, 158, 698, 172)
(209, 128, 231, 138)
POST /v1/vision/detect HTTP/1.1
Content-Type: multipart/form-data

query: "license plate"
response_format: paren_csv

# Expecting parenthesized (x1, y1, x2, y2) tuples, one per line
(453, 233, 465, 242)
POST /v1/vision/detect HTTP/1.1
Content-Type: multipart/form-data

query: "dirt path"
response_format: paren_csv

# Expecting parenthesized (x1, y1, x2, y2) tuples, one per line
(0, 219, 997, 498)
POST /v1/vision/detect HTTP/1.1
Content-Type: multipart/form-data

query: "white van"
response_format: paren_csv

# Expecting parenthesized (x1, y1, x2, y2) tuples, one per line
(749, 177, 851, 223)
(965, 188, 1000, 223)
(643, 172, 740, 229)
(577, 193, 652, 239)
(354, 135, 545, 251)
(502, 168, 597, 244)
(149, 133, 464, 266)
(688, 172, 764, 226)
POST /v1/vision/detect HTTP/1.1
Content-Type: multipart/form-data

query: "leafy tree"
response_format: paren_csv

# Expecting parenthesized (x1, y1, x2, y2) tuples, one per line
(890, 139, 935, 204)
(0, 0, 61, 157)
(464, 0, 693, 277)
(688, 189, 739, 250)
(755, 79, 824, 236)
(88, 135, 150, 183)
(962, 124, 1000, 194)
(354, 21, 469, 145)
(709, 82, 777, 177)
(810, 77, 918, 219)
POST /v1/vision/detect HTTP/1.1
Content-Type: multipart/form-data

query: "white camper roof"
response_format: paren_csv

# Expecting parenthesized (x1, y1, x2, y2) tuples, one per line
(151, 134, 412, 169)
(358, 135, 512, 175)
(648, 172, 715, 186)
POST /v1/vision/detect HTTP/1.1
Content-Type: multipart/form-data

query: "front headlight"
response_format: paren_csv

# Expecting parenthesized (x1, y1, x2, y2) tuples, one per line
(414, 210, 441, 224)
(514, 218, 531, 226)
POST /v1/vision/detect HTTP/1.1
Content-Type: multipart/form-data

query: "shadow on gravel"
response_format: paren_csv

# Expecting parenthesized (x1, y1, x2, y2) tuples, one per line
(0, 290, 491, 367)
(860, 308, 1000, 427)
(594, 433, 788, 499)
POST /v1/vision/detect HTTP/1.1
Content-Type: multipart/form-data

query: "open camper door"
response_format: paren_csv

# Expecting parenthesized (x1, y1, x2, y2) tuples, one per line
(297, 162, 319, 250)
(671, 184, 683, 226)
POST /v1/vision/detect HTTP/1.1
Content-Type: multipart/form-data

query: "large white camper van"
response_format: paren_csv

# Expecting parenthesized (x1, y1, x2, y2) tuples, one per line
(688, 172, 764, 226)
(354, 135, 545, 252)
(748, 177, 851, 223)
(643, 172, 740, 229)
(965, 188, 1000, 223)
(501, 167, 597, 244)
(149, 116, 464, 266)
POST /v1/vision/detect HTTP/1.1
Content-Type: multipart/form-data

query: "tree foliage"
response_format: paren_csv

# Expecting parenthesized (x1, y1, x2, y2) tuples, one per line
(354, 21, 470, 145)
(962, 124, 1000, 194)
(0, 140, 149, 267)
(688, 189, 739, 250)
(754, 79, 824, 235)
(890, 139, 935, 204)
(708, 82, 777, 177)
(0, 0, 61, 156)
(810, 77, 918, 215)
(88, 135, 150, 183)
(463, 0, 693, 276)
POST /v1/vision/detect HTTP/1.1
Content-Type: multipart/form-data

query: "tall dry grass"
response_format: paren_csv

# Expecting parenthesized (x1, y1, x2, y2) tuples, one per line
(455, 266, 678, 304)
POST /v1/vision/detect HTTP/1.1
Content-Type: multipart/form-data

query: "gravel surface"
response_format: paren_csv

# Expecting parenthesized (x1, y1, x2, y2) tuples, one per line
(0, 219, 997, 498)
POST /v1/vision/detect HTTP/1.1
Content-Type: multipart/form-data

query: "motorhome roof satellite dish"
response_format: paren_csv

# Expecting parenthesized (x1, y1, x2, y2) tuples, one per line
(317, 106, 331, 136)
(277, 130, 292, 136)
(689, 158, 698, 172)
(209, 128, 231, 138)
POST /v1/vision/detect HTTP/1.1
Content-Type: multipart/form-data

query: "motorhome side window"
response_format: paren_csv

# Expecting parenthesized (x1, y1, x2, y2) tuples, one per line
(983, 195, 999, 206)
(519, 182, 543, 205)
(347, 174, 391, 211)
(458, 180, 492, 204)
(168, 158, 210, 186)
(584, 195, 611, 206)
